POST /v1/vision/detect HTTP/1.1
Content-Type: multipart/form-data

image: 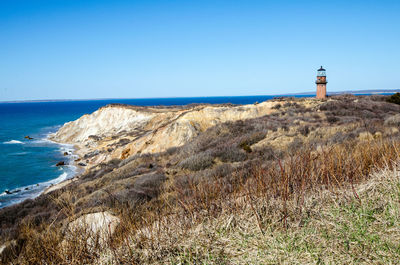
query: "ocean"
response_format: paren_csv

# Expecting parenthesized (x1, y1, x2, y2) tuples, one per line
(0, 94, 389, 208)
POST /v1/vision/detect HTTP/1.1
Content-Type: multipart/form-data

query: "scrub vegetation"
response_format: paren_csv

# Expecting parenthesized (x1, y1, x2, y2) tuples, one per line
(2, 95, 400, 264)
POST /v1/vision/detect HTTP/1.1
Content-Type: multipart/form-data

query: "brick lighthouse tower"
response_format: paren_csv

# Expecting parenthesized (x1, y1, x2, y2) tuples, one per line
(316, 66, 327, 99)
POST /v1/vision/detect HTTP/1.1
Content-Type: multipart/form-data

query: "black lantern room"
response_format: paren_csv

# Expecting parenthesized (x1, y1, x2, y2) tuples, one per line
(317, 66, 326, 77)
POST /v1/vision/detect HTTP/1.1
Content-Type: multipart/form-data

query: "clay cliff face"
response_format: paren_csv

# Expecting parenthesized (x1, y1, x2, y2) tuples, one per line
(50, 102, 280, 166)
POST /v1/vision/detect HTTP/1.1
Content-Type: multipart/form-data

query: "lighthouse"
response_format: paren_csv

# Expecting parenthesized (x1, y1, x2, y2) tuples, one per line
(316, 66, 327, 99)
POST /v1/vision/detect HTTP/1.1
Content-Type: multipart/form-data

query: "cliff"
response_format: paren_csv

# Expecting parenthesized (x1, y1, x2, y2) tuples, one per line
(50, 101, 285, 166)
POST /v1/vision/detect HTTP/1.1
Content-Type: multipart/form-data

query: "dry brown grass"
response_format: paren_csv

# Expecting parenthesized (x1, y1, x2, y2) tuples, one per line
(94, 137, 400, 264)
(136, 165, 400, 264)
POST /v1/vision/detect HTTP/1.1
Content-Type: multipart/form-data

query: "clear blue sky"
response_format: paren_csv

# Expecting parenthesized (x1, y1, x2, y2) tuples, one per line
(1, 0, 399, 101)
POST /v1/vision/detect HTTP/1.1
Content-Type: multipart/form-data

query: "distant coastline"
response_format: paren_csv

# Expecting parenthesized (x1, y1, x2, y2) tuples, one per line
(1, 89, 400, 104)
(290, 88, 400, 96)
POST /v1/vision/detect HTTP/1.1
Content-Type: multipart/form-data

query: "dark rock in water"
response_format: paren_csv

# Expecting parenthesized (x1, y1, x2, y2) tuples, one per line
(4, 189, 20, 194)
(36, 184, 39, 186)
(56, 161, 65, 166)
(24, 136, 33, 140)
(25, 187, 29, 190)
(75, 158, 81, 162)
(64, 152, 69, 156)
(78, 162, 87, 166)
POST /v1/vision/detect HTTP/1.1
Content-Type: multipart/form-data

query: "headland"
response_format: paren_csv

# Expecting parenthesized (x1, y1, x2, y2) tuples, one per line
(2, 94, 400, 264)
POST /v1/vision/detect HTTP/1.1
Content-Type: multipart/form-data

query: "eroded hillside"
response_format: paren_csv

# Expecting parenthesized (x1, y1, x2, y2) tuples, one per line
(50, 101, 287, 166)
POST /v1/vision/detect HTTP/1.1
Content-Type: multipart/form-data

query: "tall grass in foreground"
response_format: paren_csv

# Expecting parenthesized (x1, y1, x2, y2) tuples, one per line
(154, 163, 400, 264)
(108, 137, 400, 264)
(6, 137, 400, 264)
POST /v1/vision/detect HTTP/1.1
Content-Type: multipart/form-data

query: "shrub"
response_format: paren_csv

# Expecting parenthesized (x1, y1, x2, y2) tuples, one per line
(166, 146, 179, 156)
(257, 145, 276, 160)
(179, 151, 214, 171)
(242, 132, 266, 146)
(196, 164, 234, 180)
(132, 173, 166, 198)
(212, 164, 233, 178)
(298, 125, 310, 136)
(272, 103, 281, 109)
(327, 115, 339, 123)
(102, 173, 167, 209)
(214, 146, 247, 162)
(283, 102, 299, 108)
(312, 114, 321, 120)
(287, 137, 304, 152)
(387, 93, 400, 105)
(384, 114, 400, 126)
(114, 164, 152, 180)
(108, 158, 122, 168)
(118, 154, 140, 167)
(239, 142, 252, 153)
(117, 138, 130, 146)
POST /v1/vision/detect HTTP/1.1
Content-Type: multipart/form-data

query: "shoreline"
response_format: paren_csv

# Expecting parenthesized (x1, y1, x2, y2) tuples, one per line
(42, 137, 85, 195)
(0, 133, 82, 209)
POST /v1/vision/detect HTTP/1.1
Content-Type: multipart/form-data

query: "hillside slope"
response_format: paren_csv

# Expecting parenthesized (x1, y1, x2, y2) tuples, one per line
(2, 95, 400, 264)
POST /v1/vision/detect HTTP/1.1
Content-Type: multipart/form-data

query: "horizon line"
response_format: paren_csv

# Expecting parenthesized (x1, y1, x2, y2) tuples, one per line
(1, 88, 399, 104)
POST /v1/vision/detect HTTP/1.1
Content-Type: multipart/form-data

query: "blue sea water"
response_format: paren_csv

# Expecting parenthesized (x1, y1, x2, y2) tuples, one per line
(0, 94, 390, 208)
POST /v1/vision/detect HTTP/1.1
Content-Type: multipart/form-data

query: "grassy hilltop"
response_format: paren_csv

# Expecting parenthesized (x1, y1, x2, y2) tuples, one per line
(2, 94, 400, 264)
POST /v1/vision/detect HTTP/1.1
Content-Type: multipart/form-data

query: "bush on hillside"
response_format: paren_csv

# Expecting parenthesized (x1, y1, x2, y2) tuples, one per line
(214, 145, 247, 162)
(387, 93, 400, 105)
(384, 114, 400, 126)
(179, 151, 214, 171)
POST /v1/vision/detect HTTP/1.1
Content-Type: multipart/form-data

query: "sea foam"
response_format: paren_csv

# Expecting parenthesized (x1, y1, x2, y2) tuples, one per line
(0, 169, 76, 208)
(3, 140, 24, 144)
